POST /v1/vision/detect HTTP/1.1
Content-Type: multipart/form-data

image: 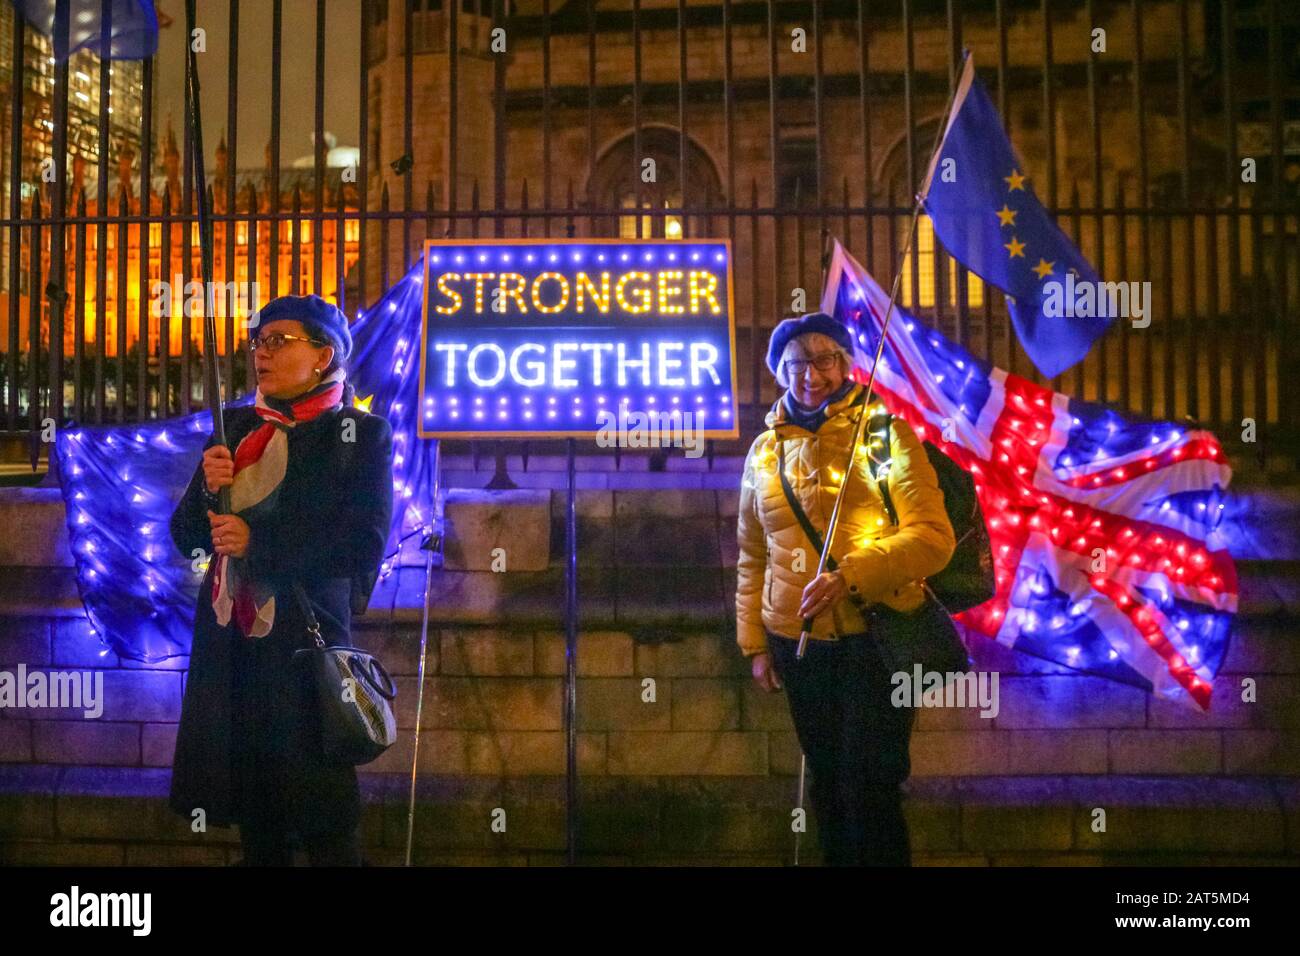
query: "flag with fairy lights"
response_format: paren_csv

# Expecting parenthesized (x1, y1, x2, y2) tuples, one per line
(821, 238, 1236, 710)
(54, 259, 437, 662)
(919, 53, 1116, 379)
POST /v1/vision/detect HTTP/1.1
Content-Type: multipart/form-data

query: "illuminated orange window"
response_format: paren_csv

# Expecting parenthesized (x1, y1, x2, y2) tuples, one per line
(901, 216, 984, 310)
(279, 220, 313, 243)
(618, 193, 682, 240)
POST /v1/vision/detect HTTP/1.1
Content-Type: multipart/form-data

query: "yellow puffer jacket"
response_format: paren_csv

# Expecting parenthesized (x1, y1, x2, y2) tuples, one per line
(735, 381, 957, 657)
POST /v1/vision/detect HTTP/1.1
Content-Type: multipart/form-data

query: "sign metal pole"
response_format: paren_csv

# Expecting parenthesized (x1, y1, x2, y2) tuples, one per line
(405, 439, 443, 865)
(413, 236, 739, 866)
(565, 437, 578, 864)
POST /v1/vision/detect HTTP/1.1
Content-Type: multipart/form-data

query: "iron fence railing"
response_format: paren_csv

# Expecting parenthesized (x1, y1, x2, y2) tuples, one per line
(0, 0, 1295, 455)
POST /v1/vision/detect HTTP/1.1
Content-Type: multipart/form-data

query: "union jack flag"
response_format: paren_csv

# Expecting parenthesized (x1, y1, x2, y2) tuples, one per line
(822, 238, 1236, 710)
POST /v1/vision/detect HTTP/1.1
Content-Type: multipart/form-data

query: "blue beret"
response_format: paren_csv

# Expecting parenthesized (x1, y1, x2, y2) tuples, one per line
(766, 311, 855, 377)
(248, 294, 352, 361)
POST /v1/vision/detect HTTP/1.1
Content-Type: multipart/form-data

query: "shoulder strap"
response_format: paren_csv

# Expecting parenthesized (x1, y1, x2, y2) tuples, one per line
(290, 579, 326, 648)
(776, 439, 839, 571)
(862, 409, 900, 527)
(874, 414, 899, 526)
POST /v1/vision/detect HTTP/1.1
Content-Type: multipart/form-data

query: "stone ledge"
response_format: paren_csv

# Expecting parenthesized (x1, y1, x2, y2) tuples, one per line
(2, 766, 1297, 861)
(0, 487, 71, 567)
(0, 568, 85, 618)
(2, 563, 1293, 628)
(0, 563, 733, 630)
(441, 488, 550, 572)
(0, 482, 748, 572)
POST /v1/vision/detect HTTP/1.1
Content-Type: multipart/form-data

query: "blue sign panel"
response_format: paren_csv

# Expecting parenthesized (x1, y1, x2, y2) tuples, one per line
(416, 238, 739, 439)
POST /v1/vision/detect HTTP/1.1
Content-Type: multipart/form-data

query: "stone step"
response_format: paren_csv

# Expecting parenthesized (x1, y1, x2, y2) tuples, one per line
(440, 469, 743, 491)
(5, 614, 1300, 723)
(0, 563, 733, 629)
(0, 488, 74, 567)
(2, 559, 1293, 627)
(1, 561, 1296, 630)
(0, 765, 1296, 864)
(436, 451, 749, 474)
(5, 478, 1299, 570)
(0, 485, 742, 571)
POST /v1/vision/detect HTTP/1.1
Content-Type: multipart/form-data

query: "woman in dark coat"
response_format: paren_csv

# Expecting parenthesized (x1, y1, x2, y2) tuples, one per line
(169, 294, 394, 866)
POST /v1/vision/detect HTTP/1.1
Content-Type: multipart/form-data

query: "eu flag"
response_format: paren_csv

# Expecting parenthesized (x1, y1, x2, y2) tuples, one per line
(10, 0, 159, 61)
(920, 53, 1115, 379)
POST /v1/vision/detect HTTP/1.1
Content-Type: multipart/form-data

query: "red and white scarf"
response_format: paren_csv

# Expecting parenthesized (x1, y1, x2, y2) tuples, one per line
(210, 368, 346, 637)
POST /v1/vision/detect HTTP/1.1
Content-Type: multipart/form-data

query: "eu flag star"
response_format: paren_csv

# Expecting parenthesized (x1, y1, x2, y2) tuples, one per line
(354, 393, 375, 412)
(1032, 258, 1055, 280)
(1004, 236, 1026, 258)
(1004, 169, 1027, 191)
(996, 204, 1017, 227)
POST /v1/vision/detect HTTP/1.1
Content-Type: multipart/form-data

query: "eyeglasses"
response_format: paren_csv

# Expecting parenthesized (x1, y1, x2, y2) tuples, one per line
(783, 352, 842, 376)
(248, 332, 325, 353)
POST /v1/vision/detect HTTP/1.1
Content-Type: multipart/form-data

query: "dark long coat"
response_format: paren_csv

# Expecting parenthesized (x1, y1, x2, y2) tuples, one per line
(168, 402, 394, 838)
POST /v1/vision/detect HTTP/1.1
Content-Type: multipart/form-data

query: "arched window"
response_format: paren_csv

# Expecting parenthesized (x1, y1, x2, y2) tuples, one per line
(880, 124, 985, 312)
(587, 127, 723, 240)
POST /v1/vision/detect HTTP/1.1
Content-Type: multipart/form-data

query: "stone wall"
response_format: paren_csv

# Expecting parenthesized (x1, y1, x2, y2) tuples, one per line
(1, 449, 1298, 865)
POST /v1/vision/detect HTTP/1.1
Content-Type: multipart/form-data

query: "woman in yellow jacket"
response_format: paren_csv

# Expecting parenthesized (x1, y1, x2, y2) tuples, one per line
(736, 311, 956, 866)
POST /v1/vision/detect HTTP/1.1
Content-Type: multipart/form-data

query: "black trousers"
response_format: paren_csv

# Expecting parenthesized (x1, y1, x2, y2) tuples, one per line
(767, 629, 916, 867)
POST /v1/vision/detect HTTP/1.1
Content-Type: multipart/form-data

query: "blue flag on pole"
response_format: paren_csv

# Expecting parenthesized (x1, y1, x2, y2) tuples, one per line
(920, 53, 1116, 379)
(10, 0, 159, 61)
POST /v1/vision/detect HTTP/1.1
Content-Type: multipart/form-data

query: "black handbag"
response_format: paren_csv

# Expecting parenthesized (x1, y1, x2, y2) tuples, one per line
(860, 589, 972, 676)
(289, 581, 398, 765)
(777, 438, 971, 675)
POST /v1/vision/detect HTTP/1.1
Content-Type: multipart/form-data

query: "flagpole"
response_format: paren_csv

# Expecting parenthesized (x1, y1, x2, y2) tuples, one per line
(795, 48, 972, 660)
(38, 0, 72, 474)
(790, 227, 837, 866)
(184, 0, 230, 515)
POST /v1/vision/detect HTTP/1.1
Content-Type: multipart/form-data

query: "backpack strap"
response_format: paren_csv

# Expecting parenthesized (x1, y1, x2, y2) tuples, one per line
(290, 579, 326, 649)
(864, 408, 899, 526)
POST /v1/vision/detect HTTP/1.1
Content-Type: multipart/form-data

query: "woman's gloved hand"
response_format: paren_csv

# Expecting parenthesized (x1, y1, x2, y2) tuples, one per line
(751, 652, 783, 692)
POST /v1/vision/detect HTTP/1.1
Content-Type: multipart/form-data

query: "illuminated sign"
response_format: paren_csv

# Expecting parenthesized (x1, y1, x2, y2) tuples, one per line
(416, 238, 739, 439)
